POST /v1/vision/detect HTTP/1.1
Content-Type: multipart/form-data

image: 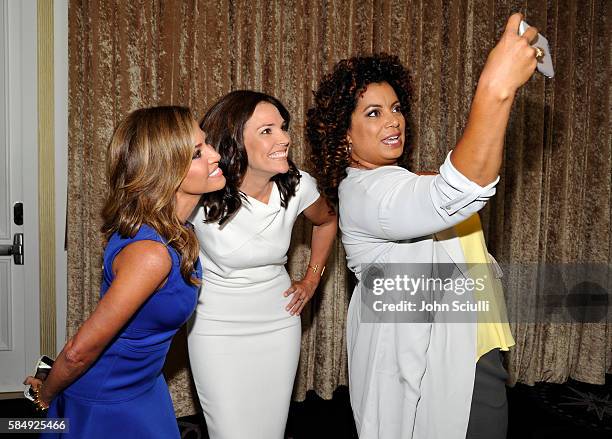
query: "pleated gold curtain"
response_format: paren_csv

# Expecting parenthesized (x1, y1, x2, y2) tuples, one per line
(67, 0, 611, 417)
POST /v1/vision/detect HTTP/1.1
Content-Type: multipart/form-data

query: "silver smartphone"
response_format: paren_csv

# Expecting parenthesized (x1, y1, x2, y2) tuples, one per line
(23, 355, 54, 402)
(519, 20, 554, 78)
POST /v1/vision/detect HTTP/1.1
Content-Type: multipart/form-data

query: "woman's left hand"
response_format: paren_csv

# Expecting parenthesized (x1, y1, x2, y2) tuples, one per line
(23, 376, 43, 391)
(283, 278, 318, 315)
(23, 376, 50, 409)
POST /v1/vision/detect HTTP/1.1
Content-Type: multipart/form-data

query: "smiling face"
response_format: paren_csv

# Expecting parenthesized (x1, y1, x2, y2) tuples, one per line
(242, 102, 291, 179)
(346, 82, 405, 168)
(177, 121, 226, 197)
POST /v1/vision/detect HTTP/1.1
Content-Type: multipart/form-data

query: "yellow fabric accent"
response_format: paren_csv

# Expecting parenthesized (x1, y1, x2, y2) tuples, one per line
(454, 214, 515, 361)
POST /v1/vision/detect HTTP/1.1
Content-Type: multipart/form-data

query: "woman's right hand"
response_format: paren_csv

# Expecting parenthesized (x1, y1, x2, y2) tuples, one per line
(478, 13, 540, 100)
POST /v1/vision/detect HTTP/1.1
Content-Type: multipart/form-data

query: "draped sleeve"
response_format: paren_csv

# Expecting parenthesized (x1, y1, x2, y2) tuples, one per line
(296, 169, 321, 214)
(340, 151, 498, 242)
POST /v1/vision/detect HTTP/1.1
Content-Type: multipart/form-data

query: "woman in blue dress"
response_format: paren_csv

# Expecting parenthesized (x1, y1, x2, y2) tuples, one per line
(23, 106, 226, 437)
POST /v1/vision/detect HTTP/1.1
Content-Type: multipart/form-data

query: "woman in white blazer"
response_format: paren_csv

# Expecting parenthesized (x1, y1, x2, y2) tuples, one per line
(305, 13, 538, 439)
(187, 91, 337, 439)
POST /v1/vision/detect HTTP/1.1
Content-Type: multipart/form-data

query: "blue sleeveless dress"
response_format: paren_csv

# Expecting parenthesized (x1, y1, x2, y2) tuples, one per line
(46, 224, 200, 438)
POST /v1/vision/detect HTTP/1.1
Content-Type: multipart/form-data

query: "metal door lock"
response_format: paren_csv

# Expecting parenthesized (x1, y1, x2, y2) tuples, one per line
(0, 233, 24, 265)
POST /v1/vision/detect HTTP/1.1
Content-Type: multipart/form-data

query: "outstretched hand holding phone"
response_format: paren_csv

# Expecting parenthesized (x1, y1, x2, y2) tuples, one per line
(519, 19, 555, 78)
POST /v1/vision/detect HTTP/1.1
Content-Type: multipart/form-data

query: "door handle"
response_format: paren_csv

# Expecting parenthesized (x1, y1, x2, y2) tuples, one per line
(0, 233, 24, 265)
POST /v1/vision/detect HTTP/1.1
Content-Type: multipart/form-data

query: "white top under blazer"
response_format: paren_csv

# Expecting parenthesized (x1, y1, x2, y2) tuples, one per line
(339, 151, 499, 439)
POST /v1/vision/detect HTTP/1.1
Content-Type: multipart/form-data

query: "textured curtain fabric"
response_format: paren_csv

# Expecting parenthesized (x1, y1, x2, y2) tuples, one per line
(67, 0, 611, 417)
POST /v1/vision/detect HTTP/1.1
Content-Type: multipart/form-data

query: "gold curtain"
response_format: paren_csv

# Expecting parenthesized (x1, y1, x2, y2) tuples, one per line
(67, 0, 611, 417)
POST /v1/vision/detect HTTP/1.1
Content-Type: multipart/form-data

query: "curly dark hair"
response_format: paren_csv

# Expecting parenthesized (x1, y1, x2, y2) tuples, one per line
(305, 53, 412, 204)
(199, 90, 301, 225)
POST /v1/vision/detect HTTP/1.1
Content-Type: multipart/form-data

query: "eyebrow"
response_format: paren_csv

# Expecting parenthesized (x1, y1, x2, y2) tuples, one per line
(362, 101, 401, 112)
(194, 142, 203, 148)
(258, 121, 288, 130)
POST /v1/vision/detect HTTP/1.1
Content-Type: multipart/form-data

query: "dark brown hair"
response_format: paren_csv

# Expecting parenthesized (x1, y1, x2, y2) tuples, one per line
(306, 53, 412, 204)
(101, 106, 200, 285)
(199, 90, 300, 225)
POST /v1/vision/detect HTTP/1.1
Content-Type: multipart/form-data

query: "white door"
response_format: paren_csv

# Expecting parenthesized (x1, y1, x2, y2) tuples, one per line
(0, 0, 40, 392)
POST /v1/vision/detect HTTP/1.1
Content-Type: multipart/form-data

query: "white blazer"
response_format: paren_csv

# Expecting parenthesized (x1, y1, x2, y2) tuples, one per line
(338, 151, 498, 439)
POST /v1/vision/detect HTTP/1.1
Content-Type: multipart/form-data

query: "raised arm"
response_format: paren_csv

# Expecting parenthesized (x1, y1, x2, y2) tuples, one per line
(28, 240, 172, 407)
(450, 13, 539, 185)
(374, 14, 540, 240)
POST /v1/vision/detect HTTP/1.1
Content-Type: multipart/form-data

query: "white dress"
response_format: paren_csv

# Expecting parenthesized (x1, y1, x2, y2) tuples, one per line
(187, 170, 320, 439)
(339, 152, 499, 439)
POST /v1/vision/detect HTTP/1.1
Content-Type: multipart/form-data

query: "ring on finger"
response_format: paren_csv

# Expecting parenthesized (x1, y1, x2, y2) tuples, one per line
(534, 46, 544, 61)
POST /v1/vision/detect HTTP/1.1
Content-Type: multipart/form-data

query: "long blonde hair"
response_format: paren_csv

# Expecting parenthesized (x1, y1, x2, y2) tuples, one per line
(101, 106, 200, 285)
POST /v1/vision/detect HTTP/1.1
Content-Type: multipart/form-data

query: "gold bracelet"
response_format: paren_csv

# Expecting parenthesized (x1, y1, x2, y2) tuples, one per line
(308, 264, 326, 277)
(33, 387, 49, 412)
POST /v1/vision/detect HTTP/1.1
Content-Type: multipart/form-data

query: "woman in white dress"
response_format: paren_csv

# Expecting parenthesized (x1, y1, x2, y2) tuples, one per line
(305, 14, 538, 439)
(187, 90, 337, 439)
